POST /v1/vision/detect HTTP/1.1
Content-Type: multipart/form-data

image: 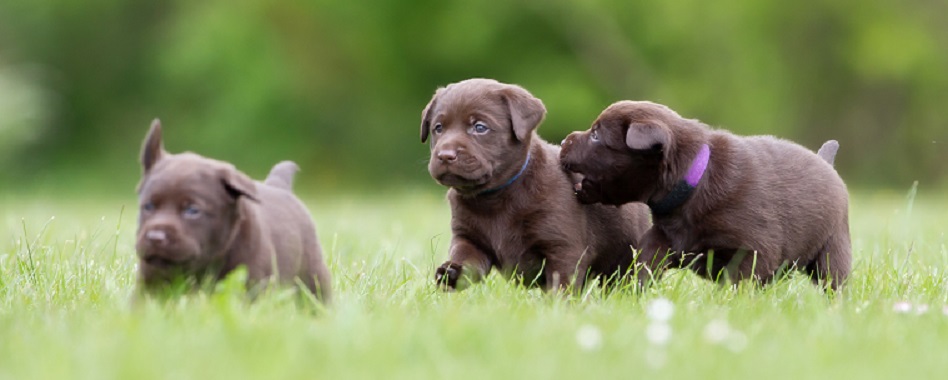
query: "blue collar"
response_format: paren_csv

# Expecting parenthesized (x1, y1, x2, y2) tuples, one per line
(477, 152, 531, 196)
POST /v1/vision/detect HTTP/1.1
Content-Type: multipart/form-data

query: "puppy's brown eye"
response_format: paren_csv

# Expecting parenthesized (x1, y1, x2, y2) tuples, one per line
(590, 129, 600, 141)
(433, 123, 443, 135)
(472, 122, 489, 135)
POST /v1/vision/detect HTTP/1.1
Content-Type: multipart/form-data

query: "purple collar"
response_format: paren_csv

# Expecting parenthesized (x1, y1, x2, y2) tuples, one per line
(647, 144, 710, 216)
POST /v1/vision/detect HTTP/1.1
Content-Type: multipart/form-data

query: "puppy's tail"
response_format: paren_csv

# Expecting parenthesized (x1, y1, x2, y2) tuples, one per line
(265, 161, 300, 190)
(817, 140, 839, 167)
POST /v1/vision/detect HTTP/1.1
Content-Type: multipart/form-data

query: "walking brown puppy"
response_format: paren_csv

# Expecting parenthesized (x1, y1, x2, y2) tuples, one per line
(559, 101, 850, 290)
(136, 119, 331, 302)
(421, 79, 650, 291)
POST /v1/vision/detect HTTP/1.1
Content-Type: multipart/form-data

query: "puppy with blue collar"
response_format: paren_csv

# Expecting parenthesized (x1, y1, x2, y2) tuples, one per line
(421, 79, 650, 291)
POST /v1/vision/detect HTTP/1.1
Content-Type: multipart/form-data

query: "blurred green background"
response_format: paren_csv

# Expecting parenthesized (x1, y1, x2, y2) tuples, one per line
(1, 0, 946, 195)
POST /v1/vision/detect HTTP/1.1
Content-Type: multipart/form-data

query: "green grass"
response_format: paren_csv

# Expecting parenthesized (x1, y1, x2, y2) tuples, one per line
(1, 187, 947, 379)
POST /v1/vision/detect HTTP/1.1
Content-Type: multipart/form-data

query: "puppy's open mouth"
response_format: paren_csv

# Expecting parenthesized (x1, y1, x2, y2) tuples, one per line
(567, 172, 586, 193)
(563, 170, 601, 204)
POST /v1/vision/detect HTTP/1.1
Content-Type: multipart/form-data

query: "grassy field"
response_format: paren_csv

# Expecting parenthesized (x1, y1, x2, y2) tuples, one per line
(1, 187, 947, 379)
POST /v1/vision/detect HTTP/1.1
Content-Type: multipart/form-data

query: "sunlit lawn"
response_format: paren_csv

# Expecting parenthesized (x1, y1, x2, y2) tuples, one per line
(1, 187, 946, 379)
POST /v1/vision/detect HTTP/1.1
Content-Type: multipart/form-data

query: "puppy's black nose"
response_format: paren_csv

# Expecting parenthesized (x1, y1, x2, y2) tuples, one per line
(436, 149, 458, 163)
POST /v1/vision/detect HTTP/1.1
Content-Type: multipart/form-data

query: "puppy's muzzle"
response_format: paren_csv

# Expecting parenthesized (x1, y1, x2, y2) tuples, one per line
(145, 229, 169, 245)
(137, 226, 189, 268)
(430, 144, 486, 181)
(560, 132, 582, 159)
(436, 148, 458, 164)
(560, 133, 582, 170)
(561, 132, 580, 147)
(563, 131, 584, 145)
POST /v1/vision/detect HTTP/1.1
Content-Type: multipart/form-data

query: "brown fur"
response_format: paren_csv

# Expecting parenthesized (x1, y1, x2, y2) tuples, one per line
(421, 79, 650, 290)
(560, 101, 851, 290)
(135, 119, 331, 302)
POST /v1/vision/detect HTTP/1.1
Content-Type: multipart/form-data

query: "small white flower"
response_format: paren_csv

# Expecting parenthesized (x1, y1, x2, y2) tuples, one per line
(942, 306, 948, 316)
(576, 324, 603, 352)
(646, 322, 672, 346)
(703, 319, 731, 344)
(893, 301, 913, 313)
(646, 298, 674, 322)
(915, 304, 930, 315)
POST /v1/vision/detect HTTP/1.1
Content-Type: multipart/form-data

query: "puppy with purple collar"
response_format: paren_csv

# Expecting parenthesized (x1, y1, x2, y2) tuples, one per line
(560, 100, 850, 290)
(421, 79, 650, 291)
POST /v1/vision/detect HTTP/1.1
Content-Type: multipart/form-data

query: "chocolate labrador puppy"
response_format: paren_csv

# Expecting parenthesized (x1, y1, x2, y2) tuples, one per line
(136, 119, 331, 302)
(560, 101, 850, 290)
(421, 79, 650, 291)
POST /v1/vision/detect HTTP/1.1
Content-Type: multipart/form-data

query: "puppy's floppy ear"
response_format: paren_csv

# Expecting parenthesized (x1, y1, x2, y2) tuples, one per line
(420, 88, 443, 143)
(626, 122, 670, 151)
(220, 166, 259, 202)
(500, 84, 546, 141)
(141, 119, 167, 173)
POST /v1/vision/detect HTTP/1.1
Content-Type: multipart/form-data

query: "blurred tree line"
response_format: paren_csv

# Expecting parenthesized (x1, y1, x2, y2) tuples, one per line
(1, 0, 946, 193)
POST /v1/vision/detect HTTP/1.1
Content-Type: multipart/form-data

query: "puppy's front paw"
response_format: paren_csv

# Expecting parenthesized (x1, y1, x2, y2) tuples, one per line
(435, 262, 463, 290)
